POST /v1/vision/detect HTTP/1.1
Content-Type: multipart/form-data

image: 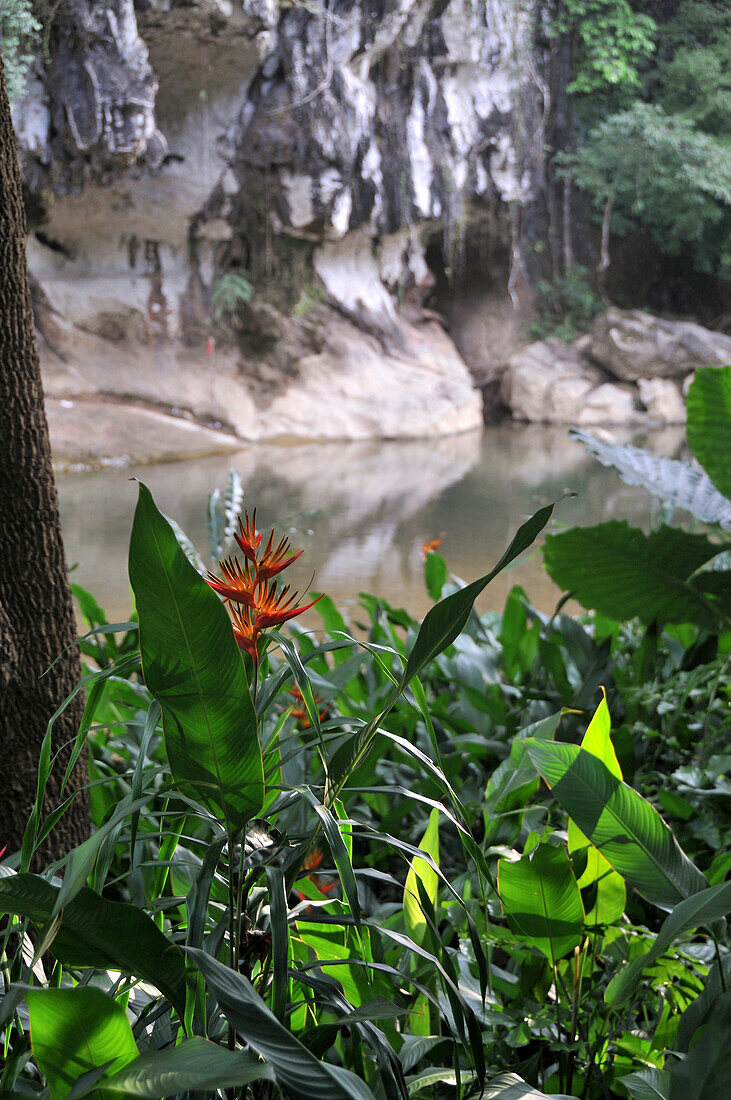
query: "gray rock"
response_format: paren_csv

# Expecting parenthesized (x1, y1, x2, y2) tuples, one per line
(637, 377, 687, 424)
(504, 340, 603, 423)
(589, 308, 731, 381)
(505, 340, 647, 425)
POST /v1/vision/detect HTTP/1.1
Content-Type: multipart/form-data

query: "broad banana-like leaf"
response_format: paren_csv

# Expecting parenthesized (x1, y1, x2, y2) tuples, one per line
(129, 483, 264, 831)
(99, 1037, 273, 1097)
(543, 521, 730, 630)
(686, 366, 731, 501)
(498, 843, 584, 964)
(570, 428, 731, 529)
(567, 695, 626, 925)
(524, 740, 708, 909)
(25, 986, 138, 1099)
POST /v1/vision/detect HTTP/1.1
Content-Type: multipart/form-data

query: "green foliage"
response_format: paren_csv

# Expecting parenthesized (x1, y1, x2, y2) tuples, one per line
(555, 0, 656, 95)
(560, 103, 731, 276)
(2, 458, 731, 1097)
(528, 265, 603, 341)
(0, 0, 39, 102)
(544, 365, 731, 634)
(686, 366, 731, 501)
(129, 483, 264, 830)
(654, 0, 731, 136)
(24, 986, 139, 1098)
(211, 269, 253, 320)
(498, 843, 584, 963)
(544, 522, 730, 630)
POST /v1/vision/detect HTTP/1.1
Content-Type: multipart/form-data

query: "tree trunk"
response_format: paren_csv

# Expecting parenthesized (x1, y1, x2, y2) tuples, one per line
(597, 193, 615, 299)
(0, 57, 89, 863)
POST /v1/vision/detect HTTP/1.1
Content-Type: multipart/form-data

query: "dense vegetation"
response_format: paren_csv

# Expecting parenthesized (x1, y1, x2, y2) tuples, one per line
(552, 0, 731, 286)
(0, 371, 729, 1098)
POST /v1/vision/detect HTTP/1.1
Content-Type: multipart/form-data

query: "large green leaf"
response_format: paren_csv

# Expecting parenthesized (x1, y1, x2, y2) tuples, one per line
(405, 504, 555, 682)
(188, 947, 377, 1100)
(606, 881, 731, 1006)
(498, 843, 584, 964)
(25, 986, 138, 1100)
(668, 993, 731, 1100)
(621, 1069, 671, 1100)
(0, 874, 187, 1019)
(686, 366, 731, 501)
(95, 1038, 273, 1097)
(543, 522, 729, 629)
(403, 808, 440, 948)
(482, 1073, 576, 1098)
(567, 696, 626, 926)
(128, 482, 263, 830)
(524, 741, 708, 909)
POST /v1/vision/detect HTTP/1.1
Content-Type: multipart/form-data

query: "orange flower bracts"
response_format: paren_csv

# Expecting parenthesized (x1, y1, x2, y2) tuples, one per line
(207, 510, 321, 666)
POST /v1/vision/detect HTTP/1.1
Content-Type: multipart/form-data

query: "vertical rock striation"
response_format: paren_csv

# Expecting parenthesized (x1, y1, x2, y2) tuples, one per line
(13, 1, 543, 444)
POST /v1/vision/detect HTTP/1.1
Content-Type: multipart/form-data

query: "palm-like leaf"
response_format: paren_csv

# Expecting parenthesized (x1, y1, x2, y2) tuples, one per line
(570, 429, 731, 529)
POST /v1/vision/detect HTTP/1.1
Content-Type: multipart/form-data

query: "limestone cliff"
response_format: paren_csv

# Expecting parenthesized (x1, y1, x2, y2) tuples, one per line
(13, 1, 543, 451)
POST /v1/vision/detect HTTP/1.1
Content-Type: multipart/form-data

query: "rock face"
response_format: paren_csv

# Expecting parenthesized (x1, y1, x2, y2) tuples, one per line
(41, 296, 482, 465)
(504, 308, 731, 425)
(16, 0, 164, 193)
(13, 0, 542, 453)
(589, 309, 731, 382)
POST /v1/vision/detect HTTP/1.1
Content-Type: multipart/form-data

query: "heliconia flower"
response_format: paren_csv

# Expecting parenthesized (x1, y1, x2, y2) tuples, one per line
(230, 605, 259, 661)
(234, 509, 262, 563)
(255, 528, 303, 581)
(289, 687, 329, 728)
(206, 556, 256, 605)
(229, 582, 322, 665)
(295, 847, 337, 906)
(252, 580, 322, 630)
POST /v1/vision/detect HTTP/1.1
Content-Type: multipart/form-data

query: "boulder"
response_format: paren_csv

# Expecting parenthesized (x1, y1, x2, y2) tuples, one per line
(637, 377, 687, 424)
(504, 340, 601, 423)
(589, 308, 731, 382)
(576, 383, 643, 426)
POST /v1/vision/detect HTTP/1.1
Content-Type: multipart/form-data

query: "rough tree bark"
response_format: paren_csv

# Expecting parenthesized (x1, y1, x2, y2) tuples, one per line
(0, 56, 89, 862)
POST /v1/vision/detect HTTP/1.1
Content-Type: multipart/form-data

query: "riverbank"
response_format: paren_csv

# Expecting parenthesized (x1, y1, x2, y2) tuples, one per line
(58, 422, 685, 623)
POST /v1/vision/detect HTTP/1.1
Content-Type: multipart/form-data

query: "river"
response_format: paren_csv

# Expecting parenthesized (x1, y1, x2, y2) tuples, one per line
(57, 423, 684, 626)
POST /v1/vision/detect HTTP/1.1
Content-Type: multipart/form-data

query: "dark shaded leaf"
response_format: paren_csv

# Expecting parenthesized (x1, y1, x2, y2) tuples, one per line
(128, 482, 264, 830)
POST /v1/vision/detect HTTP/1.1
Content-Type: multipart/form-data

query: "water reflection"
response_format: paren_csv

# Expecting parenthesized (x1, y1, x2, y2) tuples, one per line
(57, 424, 685, 623)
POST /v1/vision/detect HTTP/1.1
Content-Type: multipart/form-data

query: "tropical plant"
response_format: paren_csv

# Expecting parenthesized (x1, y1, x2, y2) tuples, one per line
(1, 449, 729, 1097)
(212, 269, 254, 320)
(0, 0, 39, 102)
(545, 366, 731, 630)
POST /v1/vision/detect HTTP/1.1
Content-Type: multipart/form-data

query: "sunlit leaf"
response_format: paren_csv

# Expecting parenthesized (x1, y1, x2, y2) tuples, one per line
(403, 809, 440, 949)
(525, 741, 708, 909)
(567, 694, 626, 925)
(498, 843, 584, 964)
(25, 986, 138, 1100)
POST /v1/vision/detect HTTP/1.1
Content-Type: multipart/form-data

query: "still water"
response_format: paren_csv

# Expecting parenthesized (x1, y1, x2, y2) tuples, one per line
(57, 423, 684, 625)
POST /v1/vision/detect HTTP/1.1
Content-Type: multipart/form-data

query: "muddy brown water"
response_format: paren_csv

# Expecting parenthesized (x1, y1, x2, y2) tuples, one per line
(57, 423, 685, 627)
